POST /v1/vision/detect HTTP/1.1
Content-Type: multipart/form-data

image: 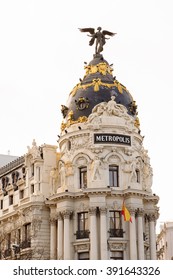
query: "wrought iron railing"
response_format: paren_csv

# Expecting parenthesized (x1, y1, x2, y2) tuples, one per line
(20, 239, 31, 249)
(109, 228, 123, 238)
(76, 230, 90, 239)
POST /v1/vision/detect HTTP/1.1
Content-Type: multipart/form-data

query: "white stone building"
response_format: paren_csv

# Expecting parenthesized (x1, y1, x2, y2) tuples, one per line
(157, 222, 173, 260)
(0, 33, 159, 260)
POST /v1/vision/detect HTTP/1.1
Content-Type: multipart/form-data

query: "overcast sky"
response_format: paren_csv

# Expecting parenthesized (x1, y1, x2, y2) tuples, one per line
(0, 0, 173, 231)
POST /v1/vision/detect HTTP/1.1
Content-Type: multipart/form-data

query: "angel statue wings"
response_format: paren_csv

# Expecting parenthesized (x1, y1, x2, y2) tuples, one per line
(79, 27, 116, 54)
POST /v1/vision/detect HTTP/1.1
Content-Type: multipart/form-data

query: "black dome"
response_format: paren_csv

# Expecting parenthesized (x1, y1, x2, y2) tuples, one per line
(61, 54, 137, 129)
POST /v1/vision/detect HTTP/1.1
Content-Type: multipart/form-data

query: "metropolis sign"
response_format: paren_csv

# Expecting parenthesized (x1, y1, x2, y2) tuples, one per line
(94, 133, 131, 146)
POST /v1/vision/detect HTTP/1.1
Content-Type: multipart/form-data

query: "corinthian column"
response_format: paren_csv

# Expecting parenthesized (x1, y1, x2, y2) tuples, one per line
(63, 210, 72, 260)
(100, 207, 108, 259)
(137, 209, 144, 259)
(50, 217, 57, 259)
(149, 213, 157, 259)
(89, 207, 98, 259)
(57, 212, 63, 260)
(129, 208, 137, 259)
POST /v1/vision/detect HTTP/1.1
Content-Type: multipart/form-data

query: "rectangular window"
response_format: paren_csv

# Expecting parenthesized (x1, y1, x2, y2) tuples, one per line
(110, 251, 123, 260)
(76, 212, 89, 239)
(109, 165, 119, 187)
(9, 195, 13, 205)
(19, 190, 24, 199)
(17, 228, 21, 245)
(79, 167, 87, 188)
(0, 200, 3, 210)
(109, 211, 123, 238)
(31, 164, 34, 177)
(31, 184, 34, 194)
(21, 223, 31, 249)
(7, 233, 11, 249)
(4, 233, 12, 258)
(136, 169, 140, 183)
(78, 252, 89, 260)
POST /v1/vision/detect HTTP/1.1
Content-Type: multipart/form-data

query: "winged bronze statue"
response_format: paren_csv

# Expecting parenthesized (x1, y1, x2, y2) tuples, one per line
(79, 27, 116, 54)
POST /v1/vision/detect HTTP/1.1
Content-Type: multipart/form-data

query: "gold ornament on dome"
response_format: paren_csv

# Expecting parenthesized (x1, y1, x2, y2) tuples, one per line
(61, 114, 88, 131)
(134, 116, 140, 128)
(84, 62, 113, 76)
(70, 78, 127, 97)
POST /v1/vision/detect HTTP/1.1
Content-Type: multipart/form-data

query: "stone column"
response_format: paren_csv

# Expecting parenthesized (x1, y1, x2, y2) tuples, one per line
(63, 210, 72, 260)
(129, 208, 137, 259)
(57, 212, 63, 260)
(50, 217, 57, 259)
(149, 214, 157, 259)
(100, 207, 108, 259)
(89, 207, 98, 259)
(137, 209, 144, 259)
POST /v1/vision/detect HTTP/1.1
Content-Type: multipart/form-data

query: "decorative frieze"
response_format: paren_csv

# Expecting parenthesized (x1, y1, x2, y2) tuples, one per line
(108, 241, 126, 251)
(74, 242, 90, 253)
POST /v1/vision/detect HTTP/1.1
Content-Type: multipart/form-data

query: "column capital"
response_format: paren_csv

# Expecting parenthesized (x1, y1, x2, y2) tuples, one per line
(129, 207, 136, 216)
(50, 214, 57, 224)
(136, 208, 144, 217)
(57, 212, 63, 220)
(89, 207, 97, 215)
(100, 207, 107, 215)
(62, 210, 73, 219)
(148, 213, 157, 222)
(50, 218, 57, 225)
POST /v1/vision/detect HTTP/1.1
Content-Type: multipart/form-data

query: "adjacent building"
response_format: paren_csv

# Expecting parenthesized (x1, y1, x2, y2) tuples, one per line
(157, 222, 173, 260)
(0, 31, 159, 260)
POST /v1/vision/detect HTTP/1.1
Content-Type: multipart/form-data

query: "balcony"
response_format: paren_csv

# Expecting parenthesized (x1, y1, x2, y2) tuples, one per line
(109, 228, 123, 238)
(4, 248, 12, 258)
(76, 230, 90, 239)
(21, 239, 31, 249)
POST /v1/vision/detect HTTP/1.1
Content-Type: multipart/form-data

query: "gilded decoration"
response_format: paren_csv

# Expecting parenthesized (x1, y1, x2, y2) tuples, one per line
(61, 115, 88, 131)
(70, 60, 130, 97)
(84, 62, 113, 76)
(75, 97, 89, 110)
(134, 116, 140, 128)
(70, 78, 127, 96)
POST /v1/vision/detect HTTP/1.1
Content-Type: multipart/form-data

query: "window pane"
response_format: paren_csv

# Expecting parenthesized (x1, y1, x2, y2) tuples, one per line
(79, 167, 87, 188)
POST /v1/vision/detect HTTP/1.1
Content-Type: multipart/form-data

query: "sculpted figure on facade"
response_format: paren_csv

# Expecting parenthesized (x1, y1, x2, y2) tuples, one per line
(129, 160, 137, 183)
(142, 151, 153, 191)
(49, 167, 58, 194)
(59, 163, 66, 188)
(91, 156, 102, 181)
(87, 102, 107, 123)
(143, 162, 153, 191)
(27, 139, 41, 159)
(106, 95, 125, 116)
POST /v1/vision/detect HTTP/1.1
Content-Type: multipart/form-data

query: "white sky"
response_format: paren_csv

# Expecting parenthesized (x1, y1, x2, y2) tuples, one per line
(0, 0, 173, 232)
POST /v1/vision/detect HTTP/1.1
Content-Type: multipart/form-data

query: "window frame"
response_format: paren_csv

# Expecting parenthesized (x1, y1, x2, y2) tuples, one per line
(79, 166, 87, 188)
(109, 165, 119, 187)
(76, 212, 89, 239)
(109, 210, 123, 238)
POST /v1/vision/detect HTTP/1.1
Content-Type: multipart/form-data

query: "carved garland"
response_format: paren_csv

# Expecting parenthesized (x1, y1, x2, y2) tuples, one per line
(70, 78, 128, 97)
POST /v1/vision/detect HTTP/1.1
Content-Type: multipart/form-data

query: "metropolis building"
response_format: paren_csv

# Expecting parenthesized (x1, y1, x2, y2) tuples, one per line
(0, 29, 159, 260)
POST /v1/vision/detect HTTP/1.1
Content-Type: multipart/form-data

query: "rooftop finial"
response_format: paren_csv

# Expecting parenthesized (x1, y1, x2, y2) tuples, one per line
(79, 27, 116, 54)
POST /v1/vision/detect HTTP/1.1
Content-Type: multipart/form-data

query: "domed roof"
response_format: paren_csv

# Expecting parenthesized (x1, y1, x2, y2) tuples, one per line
(60, 53, 138, 131)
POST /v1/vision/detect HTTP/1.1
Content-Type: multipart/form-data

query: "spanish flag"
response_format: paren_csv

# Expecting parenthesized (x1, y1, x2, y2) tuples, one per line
(121, 201, 132, 222)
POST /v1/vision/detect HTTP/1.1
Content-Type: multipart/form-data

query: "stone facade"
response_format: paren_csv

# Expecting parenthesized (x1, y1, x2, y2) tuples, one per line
(0, 140, 57, 259)
(157, 222, 173, 260)
(0, 44, 159, 260)
(0, 98, 159, 260)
